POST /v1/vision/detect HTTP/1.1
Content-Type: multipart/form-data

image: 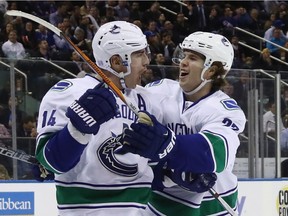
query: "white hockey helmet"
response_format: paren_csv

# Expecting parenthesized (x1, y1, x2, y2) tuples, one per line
(92, 21, 148, 79)
(180, 31, 234, 77)
(176, 31, 234, 95)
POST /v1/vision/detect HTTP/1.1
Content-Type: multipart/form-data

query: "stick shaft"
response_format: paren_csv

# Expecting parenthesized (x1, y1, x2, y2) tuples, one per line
(209, 188, 238, 216)
(0, 145, 37, 164)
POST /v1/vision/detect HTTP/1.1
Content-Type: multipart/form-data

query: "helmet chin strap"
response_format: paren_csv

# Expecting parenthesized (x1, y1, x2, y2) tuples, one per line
(107, 67, 130, 89)
(119, 72, 127, 89)
(183, 67, 212, 96)
(183, 79, 212, 96)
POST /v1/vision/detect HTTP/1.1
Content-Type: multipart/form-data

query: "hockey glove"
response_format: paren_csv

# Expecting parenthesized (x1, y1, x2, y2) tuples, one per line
(66, 82, 118, 134)
(171, 171, 217, 193)
(120, 111, 176, 161)
(32, 164, 55, 182)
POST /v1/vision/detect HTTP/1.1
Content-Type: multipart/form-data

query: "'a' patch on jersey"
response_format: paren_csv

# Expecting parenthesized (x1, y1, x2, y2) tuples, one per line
(51, 80, 72, 91)
(221, 99, 240, 110)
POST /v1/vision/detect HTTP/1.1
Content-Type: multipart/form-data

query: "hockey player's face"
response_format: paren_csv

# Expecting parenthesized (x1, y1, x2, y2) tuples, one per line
(178, 51, 205, 92)
(125, 49, 150, 88)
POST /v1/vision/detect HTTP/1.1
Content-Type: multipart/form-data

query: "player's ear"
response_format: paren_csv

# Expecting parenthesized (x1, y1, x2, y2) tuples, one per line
(204, 66, 216, 80)
(110, 55, 126, 73)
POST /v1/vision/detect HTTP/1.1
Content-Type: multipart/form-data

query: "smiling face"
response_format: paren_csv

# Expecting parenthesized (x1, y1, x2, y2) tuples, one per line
(179, 50, 205, 93)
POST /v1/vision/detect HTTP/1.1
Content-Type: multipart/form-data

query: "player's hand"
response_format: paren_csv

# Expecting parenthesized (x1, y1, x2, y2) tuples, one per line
(119, 111, 176, 161)
(171, 171, 217, 193)
(32, 164, 55, 182)
(66, 82, 118, 135)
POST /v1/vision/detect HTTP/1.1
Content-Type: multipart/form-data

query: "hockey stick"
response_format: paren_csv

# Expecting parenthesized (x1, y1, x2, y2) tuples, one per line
(0, 144, 37, 164)
(0, 145, 52, 178)
(5, 10, 139, 115)
(209, 188, 238, 216)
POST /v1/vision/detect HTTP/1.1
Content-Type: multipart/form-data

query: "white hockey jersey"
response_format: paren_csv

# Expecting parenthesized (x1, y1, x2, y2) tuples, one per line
(36, 75, 162, 216)
(145, 79, 246, 216)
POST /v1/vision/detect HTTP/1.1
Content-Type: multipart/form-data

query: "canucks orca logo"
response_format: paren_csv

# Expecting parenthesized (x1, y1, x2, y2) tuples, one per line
(97, 124, 138, 177)
(221, 37, 230, 47)
(109, 25, 121, 34)
(221, 99, 240, 110)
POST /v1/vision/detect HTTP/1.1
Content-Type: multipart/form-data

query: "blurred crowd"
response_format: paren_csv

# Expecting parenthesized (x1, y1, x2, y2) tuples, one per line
(1, 0, 288, 178)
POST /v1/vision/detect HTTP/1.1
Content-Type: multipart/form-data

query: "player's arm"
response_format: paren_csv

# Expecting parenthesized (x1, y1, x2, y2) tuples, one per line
(120, 111, 243, 173)
(36, 83, 118, 174)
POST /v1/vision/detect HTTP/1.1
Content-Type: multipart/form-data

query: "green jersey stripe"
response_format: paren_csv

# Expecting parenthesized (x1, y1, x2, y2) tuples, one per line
(149, 190, 237, 216)
(202, 132, 227, 172)
(56, 185, 151, 205)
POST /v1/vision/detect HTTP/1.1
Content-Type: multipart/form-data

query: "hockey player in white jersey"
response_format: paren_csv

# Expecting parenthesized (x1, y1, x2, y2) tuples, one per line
(35, 21, 161, 216)
(121, 32, 247, 215)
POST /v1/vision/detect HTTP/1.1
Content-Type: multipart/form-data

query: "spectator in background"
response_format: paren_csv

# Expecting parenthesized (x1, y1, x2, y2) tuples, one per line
(20, 21, 37, 52)
(70, 27, 91, 55)
(0, 96, 26, 131)
(129, 1, 143, 22)
(62, 16, 74, 38)
(263, 98, 286, 157)
(1, 30, 26, 59)
(206, 4, 222, 33)
(0, 123, 10, 141)
(53, 22, 72, 60)
(69, 5, 81, 30)
(221, 81, 234, 97)
(233, 5, 250, 29)
(30, 39, 52, 60)
(17, 115, 36, 138)
(263, 12, 277, 31)
(186, 0, 209, 32)
(0, 22, 14, 42)
(114, 0, 130, 21)
(78, 14, 95, 40)
(0, 164, 10, 180)
(247, 8, 265, 38)
(231, 35, 247, 68)
(105, 6, 118, 22)
(141, 1, 161, 27)
(173, 12, 191, 44)
(253, 48, 275, 70)
(76, 62, 93, 78)
(35, 24, 55, 49)
(5, 1, 23, 34)
(232, 70, 250, 115)
(16, 115, 37, 168)
(132, 19, 143, 30)
(264, 19, 286, 42)
(151, 53, 167, 80)
(220, 4, 236, 38)
(60, 51, 82, 76)
(49, 1, 68, 27)
(144, 30, 163, 60)
(88, 5, 101, 26)
(161, 30, 176, 64)
(266, 28, 287, 58)
(145, 20, 160, 36)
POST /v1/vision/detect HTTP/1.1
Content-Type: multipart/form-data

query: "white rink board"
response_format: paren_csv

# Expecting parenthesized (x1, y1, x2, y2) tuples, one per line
(0, 180, 288, 215)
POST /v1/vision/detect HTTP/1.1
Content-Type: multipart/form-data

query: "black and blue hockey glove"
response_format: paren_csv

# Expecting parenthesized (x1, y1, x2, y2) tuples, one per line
(170, 171, 217, 193)
(66, 82, 118, 135)
(120, 111, 176, 161)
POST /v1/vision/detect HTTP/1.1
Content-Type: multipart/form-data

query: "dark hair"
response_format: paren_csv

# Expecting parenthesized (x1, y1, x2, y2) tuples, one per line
(211, 61, 227, 91)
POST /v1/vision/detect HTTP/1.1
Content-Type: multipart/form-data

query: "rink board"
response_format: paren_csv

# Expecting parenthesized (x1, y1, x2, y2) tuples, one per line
(0, 180, 288, 215)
